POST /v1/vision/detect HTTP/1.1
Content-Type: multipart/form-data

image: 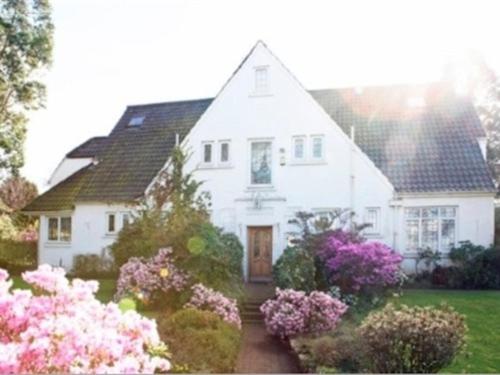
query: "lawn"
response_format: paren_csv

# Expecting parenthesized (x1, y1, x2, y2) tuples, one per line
(393, 289, 500, 373)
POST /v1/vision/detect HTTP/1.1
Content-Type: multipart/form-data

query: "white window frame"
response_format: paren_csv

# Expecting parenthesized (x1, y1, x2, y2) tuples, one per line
(311, 135, 325, 161)
(47, 216, 72, 243)
(106, 212, 117, 234)
(364, 207, 381, 236)
(292, 136, 307, 162)
(106, 212, 131, 235)
(249, 139, 273, 187)
(254, 66, 269, 95)
(218, 140, 231, 166)
(121, 212, 131, 229)
(201, 141, 214, 167)
(404, 206, 458, 253)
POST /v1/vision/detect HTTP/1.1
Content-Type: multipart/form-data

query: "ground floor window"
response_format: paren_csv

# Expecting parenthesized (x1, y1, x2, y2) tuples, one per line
(106, 212, 131, 234)
(47, 216, 72, 242)
(405, 207, 456, 252)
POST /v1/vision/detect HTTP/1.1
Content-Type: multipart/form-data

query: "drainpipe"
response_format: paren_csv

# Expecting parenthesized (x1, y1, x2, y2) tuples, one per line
(349, 125, 356, 230)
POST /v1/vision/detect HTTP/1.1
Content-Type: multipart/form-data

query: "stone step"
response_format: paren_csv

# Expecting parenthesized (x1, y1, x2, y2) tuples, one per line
(241, 311, 263, 321)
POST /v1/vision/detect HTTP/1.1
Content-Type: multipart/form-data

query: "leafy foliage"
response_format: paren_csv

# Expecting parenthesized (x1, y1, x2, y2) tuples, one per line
(0, 238, 36, 272)
(358, 303, 467, 373)
(273, 246, 316, 292)
(158, 308, 241, 373)
(0, 0, 54, 175)
(71, 253, 117, 279)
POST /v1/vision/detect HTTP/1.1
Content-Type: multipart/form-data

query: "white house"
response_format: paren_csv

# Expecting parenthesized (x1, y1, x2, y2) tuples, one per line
(24, 42, 496, 280)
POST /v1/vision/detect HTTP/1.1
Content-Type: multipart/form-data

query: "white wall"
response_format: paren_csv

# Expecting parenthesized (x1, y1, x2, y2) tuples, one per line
(49, 157, 92, 186)
(38, 203, 133, 270)
(182, 42, 395, 279)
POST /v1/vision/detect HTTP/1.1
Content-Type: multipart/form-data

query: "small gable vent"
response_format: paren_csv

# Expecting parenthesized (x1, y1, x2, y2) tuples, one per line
(128, 115, 145, 127)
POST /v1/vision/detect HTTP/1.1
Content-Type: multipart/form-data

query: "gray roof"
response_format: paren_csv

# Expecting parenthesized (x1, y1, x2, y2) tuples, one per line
(24, 83, 495, 212)
(66, 137, 108, 158)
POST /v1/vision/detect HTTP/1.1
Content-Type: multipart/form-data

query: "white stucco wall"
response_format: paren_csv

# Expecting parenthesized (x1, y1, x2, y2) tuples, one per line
(38, 203, 133, 270)
(49, 157, 92, 186)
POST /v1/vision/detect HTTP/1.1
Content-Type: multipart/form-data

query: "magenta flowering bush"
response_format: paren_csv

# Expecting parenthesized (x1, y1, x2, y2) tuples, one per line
(184, 283, 241, 328)
(115, 247, 188, 304)
(318, 231, 403, 292)
(260, 288, 347, 339)
(0, 265, 170, 374)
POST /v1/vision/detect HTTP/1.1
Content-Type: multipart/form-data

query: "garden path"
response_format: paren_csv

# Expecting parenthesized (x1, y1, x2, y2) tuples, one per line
(235, 283, 300, 373)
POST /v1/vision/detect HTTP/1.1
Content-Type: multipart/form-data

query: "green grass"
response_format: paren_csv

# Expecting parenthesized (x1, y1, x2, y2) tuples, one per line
(393, 289, 500, 373)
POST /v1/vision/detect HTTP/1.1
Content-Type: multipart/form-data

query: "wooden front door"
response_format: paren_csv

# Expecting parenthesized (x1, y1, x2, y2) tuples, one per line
(248, 226, 273, 281)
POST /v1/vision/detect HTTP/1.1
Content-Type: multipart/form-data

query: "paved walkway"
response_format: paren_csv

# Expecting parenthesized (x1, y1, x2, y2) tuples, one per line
(235, 283, 300, 373)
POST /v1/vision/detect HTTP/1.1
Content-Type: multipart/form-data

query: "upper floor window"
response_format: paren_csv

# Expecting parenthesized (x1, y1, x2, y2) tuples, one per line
(293, 137, 305, 160)
(219, 141, 230, 164)
(251, 141, 272, 185)
(364, 207, 381, 235)
(312, 136, 324, 160)
(254, 66, 269, 94)
(107, 213, 116, 233)
(405, 207, 456, 253)
(48, 216, 72, 242)
(202, 142, 213, 164)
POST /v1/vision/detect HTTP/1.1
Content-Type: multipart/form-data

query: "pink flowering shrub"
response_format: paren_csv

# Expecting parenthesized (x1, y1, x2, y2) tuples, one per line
(318, 231, 403, 293)
(115, 247, 188, 305)
(0, 265, 170, 374)
(184, 283, 241, 328)
(260, 288, 347, 339)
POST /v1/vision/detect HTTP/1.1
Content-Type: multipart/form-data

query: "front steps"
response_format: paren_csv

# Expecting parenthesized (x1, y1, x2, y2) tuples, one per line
(241, 301, 264, 323)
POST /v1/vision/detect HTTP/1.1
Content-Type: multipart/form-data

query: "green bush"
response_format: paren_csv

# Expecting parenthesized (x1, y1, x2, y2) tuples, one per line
(273, 246, 316, 292)
(291, 323, 363, 373)
(0, 239, 37, 273)
(71, 253, 117, 278)
(158, 308, 242, 373)
(357, 303, 467, 373)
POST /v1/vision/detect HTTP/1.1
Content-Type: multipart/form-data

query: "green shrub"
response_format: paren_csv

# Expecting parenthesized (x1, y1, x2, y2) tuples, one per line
(71, 253, 117, 278)
(291, 323, 363, 373)
(0, 239, 37, 273)
(273, 246, 316, 292)
(158, 308, 241, 373)
(357, 303, 467, 373)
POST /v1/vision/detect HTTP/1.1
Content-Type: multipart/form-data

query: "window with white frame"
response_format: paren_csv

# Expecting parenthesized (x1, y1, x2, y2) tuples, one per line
(219, 141, 230, 164)
(202, 142, 213, 164)
(405, 207, 456, 252)
(254, 66, 269, 94)
(107, 213, 116, 233)
(293, 137, 306, 161)
(250, 141, 272, 185)
(122, 212, 131, 228)
(311, 136, 324, 160)
(364, 207, 381, 235)
(106, 212, 131, 234)
(47, 216, 72, 242)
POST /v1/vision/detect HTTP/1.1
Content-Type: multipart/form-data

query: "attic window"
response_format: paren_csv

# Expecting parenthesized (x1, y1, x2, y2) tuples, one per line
(128, 116, 145, 127)
(254, 66, 269, 94)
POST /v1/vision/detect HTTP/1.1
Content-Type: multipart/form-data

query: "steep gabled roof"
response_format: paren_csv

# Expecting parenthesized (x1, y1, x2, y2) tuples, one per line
(23, 83, 495, 212)
(66, 136, 108, 158)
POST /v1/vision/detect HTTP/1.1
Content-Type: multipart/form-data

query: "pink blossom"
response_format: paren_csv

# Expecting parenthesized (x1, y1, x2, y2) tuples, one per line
(0, 265, 170, 374)
(185, 283, 241, 328)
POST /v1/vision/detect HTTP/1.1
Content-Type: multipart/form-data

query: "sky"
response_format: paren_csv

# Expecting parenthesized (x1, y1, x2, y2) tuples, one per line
(22, 0, 500, 191)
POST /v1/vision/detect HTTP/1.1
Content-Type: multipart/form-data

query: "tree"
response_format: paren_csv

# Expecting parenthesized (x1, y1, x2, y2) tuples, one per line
(0, 0, 54, 176)
(0, 175, 37, 211)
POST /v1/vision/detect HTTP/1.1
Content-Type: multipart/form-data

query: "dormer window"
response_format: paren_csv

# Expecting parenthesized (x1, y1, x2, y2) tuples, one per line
(254, 66, 269, 94)
(128, 115, 145, 127)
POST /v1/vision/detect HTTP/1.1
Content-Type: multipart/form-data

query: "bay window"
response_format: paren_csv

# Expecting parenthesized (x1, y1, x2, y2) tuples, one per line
(405, 207, 456, 252)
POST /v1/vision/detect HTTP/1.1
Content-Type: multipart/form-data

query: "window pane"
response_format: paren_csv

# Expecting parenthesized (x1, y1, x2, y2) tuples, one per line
(122, 213, 130, 228)
(60, 217, 71, 242)
(294, 138, 304, 159)
(48, 218, 59, 241)
(406, 219, 419, 251)
(440, 207, 456, 218)
(251, 142, 272, 184)
(441, 219, 455, 251)
(422, 218, 438, 250)
(405, 208, 420, 218)
(255, 67, 268, 92)
(203, 144, 212, 163)
(313, 137, 323, 158)
(108, 214, 115, 232)
(221, 143, 229, 162)
(422, 208, 438, 218)
(365, 208, 379, 232)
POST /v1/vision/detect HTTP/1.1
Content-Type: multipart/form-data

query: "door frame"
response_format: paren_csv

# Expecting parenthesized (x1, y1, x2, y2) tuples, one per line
(247, 225, 273, 282)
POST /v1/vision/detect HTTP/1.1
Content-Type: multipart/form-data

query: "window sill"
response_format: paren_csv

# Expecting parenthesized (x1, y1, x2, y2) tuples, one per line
(197, 164, 233, 170)
(364, 233, 383, 239)
(245, 185, 275, 192)
(249, 92, 273, 98)
(103, 233, 118, 238)
(45, 242, 71, 248)
(289, 160, 327, 166)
